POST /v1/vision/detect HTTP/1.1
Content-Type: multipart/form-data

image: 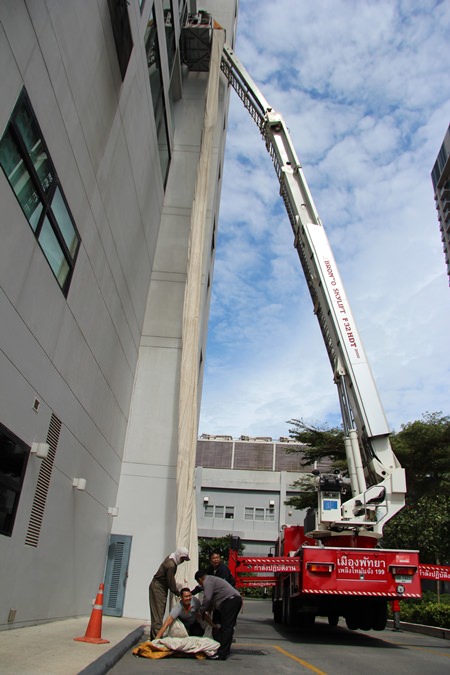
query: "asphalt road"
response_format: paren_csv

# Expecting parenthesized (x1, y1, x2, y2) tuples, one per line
(109, 599, 450, 675)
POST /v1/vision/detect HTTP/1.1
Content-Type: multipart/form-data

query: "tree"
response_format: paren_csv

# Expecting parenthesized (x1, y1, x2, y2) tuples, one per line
(382, 413, 450, 573)
(390, 412, 450, 502)
(284, 413, 450, 569)
(198, 534, 245, 569)
(286, 418, 346, 468)
(382, 496, 450, 566)
(285, 474, 319, 511)
(284, 419, 346, 511)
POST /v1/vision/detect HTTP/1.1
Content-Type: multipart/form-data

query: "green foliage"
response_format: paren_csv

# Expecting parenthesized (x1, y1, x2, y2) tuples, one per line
(396, 600, 450, 628)
(382, 496, 450, 564)
(240, 586, 272, 598)
(390, 412, 450, 501)
(284, 419, 346, 511)
(286, 418, 346, 467)
(382, 413, 450, 565)
(284, 474, 318, 511)
(198, 534, 244, 569)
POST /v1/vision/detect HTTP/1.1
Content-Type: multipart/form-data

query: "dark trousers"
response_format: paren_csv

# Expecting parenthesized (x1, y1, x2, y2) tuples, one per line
(149, 580, 167, 640)
(213, 595, 242, 659)
(188, 621, 204, 637)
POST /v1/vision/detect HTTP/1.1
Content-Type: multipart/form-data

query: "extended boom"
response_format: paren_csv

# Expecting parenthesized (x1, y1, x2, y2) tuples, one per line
(221, 43, 406, 540)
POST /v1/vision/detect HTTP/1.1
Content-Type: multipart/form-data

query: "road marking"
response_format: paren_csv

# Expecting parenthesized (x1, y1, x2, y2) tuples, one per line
(272, 645, 328, 674)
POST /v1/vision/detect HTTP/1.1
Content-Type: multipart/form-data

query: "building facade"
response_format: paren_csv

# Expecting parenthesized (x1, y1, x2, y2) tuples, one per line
(0, 0, 238, 629)
(431, 124, 450, 285)
(195, 435, 330, 556)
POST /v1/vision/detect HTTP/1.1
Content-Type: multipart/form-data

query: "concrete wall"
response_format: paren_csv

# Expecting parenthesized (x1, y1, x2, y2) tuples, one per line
(112, 0, 239, 620)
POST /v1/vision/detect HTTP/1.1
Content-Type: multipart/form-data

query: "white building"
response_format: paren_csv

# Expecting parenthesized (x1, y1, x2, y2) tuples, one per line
(0, 0, 238, 628)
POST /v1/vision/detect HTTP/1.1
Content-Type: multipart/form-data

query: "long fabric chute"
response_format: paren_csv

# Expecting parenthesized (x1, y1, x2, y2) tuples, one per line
(176, 28, 225, 586)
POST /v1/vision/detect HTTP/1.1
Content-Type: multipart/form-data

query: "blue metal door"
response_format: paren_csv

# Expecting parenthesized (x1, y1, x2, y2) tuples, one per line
(103, 534, 132, 617)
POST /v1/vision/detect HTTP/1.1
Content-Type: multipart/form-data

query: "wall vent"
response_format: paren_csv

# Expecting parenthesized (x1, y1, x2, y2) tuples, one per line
(25, 413, 62, 547)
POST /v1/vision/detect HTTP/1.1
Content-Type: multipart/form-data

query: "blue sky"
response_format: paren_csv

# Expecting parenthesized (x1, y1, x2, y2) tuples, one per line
(199, 0, 450, 440)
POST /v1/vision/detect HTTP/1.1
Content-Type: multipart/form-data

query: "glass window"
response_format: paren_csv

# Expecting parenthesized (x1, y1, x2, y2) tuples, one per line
(204, 504, 214, 518)
(145, 12, 162, 111)
(255, 508, 265, 521)
(51, 187, 79, 256)
(15, 104, 54, 194)
(144, 8, 171, 186)
(0, 90, 80, 295)
(225, 506, 234, 519)
(244, 507, 254, 520)
(163, 1, 176, 74)
(244, 506, 275, 521)
(107, 0, 133, 80)
(38, 216, 70, 286)
(0, 130, 44, 230)
(215, 505, 224, 519)
(0, 423, 30, 537)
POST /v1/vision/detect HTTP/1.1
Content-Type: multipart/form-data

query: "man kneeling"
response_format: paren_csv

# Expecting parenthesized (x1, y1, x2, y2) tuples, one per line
(154, 588, 204, 639)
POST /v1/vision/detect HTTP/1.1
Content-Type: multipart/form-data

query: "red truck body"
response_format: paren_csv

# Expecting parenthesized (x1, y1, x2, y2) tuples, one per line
(229, 526, 422, 631)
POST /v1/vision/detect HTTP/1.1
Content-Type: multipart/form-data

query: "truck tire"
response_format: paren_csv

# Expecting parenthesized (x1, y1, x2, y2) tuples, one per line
(345, 614, 358, 630)
(328, 614, 339, 627)
(282, 583, 291, 625)
(359, 614, 372, 631)
(273, 600, 283, 624)
(371, 599, 387, 631)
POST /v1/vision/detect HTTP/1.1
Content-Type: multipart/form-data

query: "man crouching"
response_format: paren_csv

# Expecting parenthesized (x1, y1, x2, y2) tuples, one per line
(194, 569, 242, 661)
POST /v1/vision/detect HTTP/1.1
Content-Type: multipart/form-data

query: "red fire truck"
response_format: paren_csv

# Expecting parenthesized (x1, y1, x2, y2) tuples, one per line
(229, 528, 422, 630)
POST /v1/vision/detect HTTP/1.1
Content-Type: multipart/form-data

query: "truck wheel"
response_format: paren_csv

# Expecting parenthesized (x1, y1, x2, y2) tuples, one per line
(273, 601, 283, 624)
(359, 615, 372, 631)
(345, 615, 358, 630)
(371, 599, 387, 631)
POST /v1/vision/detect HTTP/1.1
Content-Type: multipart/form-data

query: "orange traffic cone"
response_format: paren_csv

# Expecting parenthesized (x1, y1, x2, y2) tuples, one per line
(74, 583, 110, 644)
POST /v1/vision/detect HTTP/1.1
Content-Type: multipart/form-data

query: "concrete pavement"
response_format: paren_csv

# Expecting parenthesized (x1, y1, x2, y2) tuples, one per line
(0, 616, 147, 675)
(0, 604, 448, 675)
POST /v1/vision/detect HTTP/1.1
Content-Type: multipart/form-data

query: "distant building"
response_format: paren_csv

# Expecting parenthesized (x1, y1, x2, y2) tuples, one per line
(195, 435, 331, 555)
(431, 124, 450, 285)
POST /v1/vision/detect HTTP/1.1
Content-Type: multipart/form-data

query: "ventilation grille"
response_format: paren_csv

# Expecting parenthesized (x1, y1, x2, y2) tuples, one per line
(25, 413, 62, 547)
(106, 542, 125, 610)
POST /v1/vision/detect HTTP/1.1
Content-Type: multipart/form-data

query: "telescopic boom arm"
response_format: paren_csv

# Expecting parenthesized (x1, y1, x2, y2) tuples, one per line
(220, 43, 406, 537)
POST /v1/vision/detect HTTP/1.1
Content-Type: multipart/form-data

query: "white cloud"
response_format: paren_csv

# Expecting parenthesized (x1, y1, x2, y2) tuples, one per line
(199, 0, 450, 440)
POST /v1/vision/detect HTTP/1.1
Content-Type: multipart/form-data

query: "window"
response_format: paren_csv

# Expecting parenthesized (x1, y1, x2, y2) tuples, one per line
(145, 8, 171, 186)
(0, 90, 80, 295)
(204, 504, 214, 518)
(107, 0, 133, 80)
(225, 506, 234, 519)
(244, 507, 275, 522)
(203, 504, 234, 519)
(163, 1, 176, 74)
(0, 423, 30, 537)
(244, 507, 253, 520)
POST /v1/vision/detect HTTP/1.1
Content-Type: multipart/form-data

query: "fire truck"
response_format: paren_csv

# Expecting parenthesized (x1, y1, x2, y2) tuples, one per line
(182, 17, 450, 630)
